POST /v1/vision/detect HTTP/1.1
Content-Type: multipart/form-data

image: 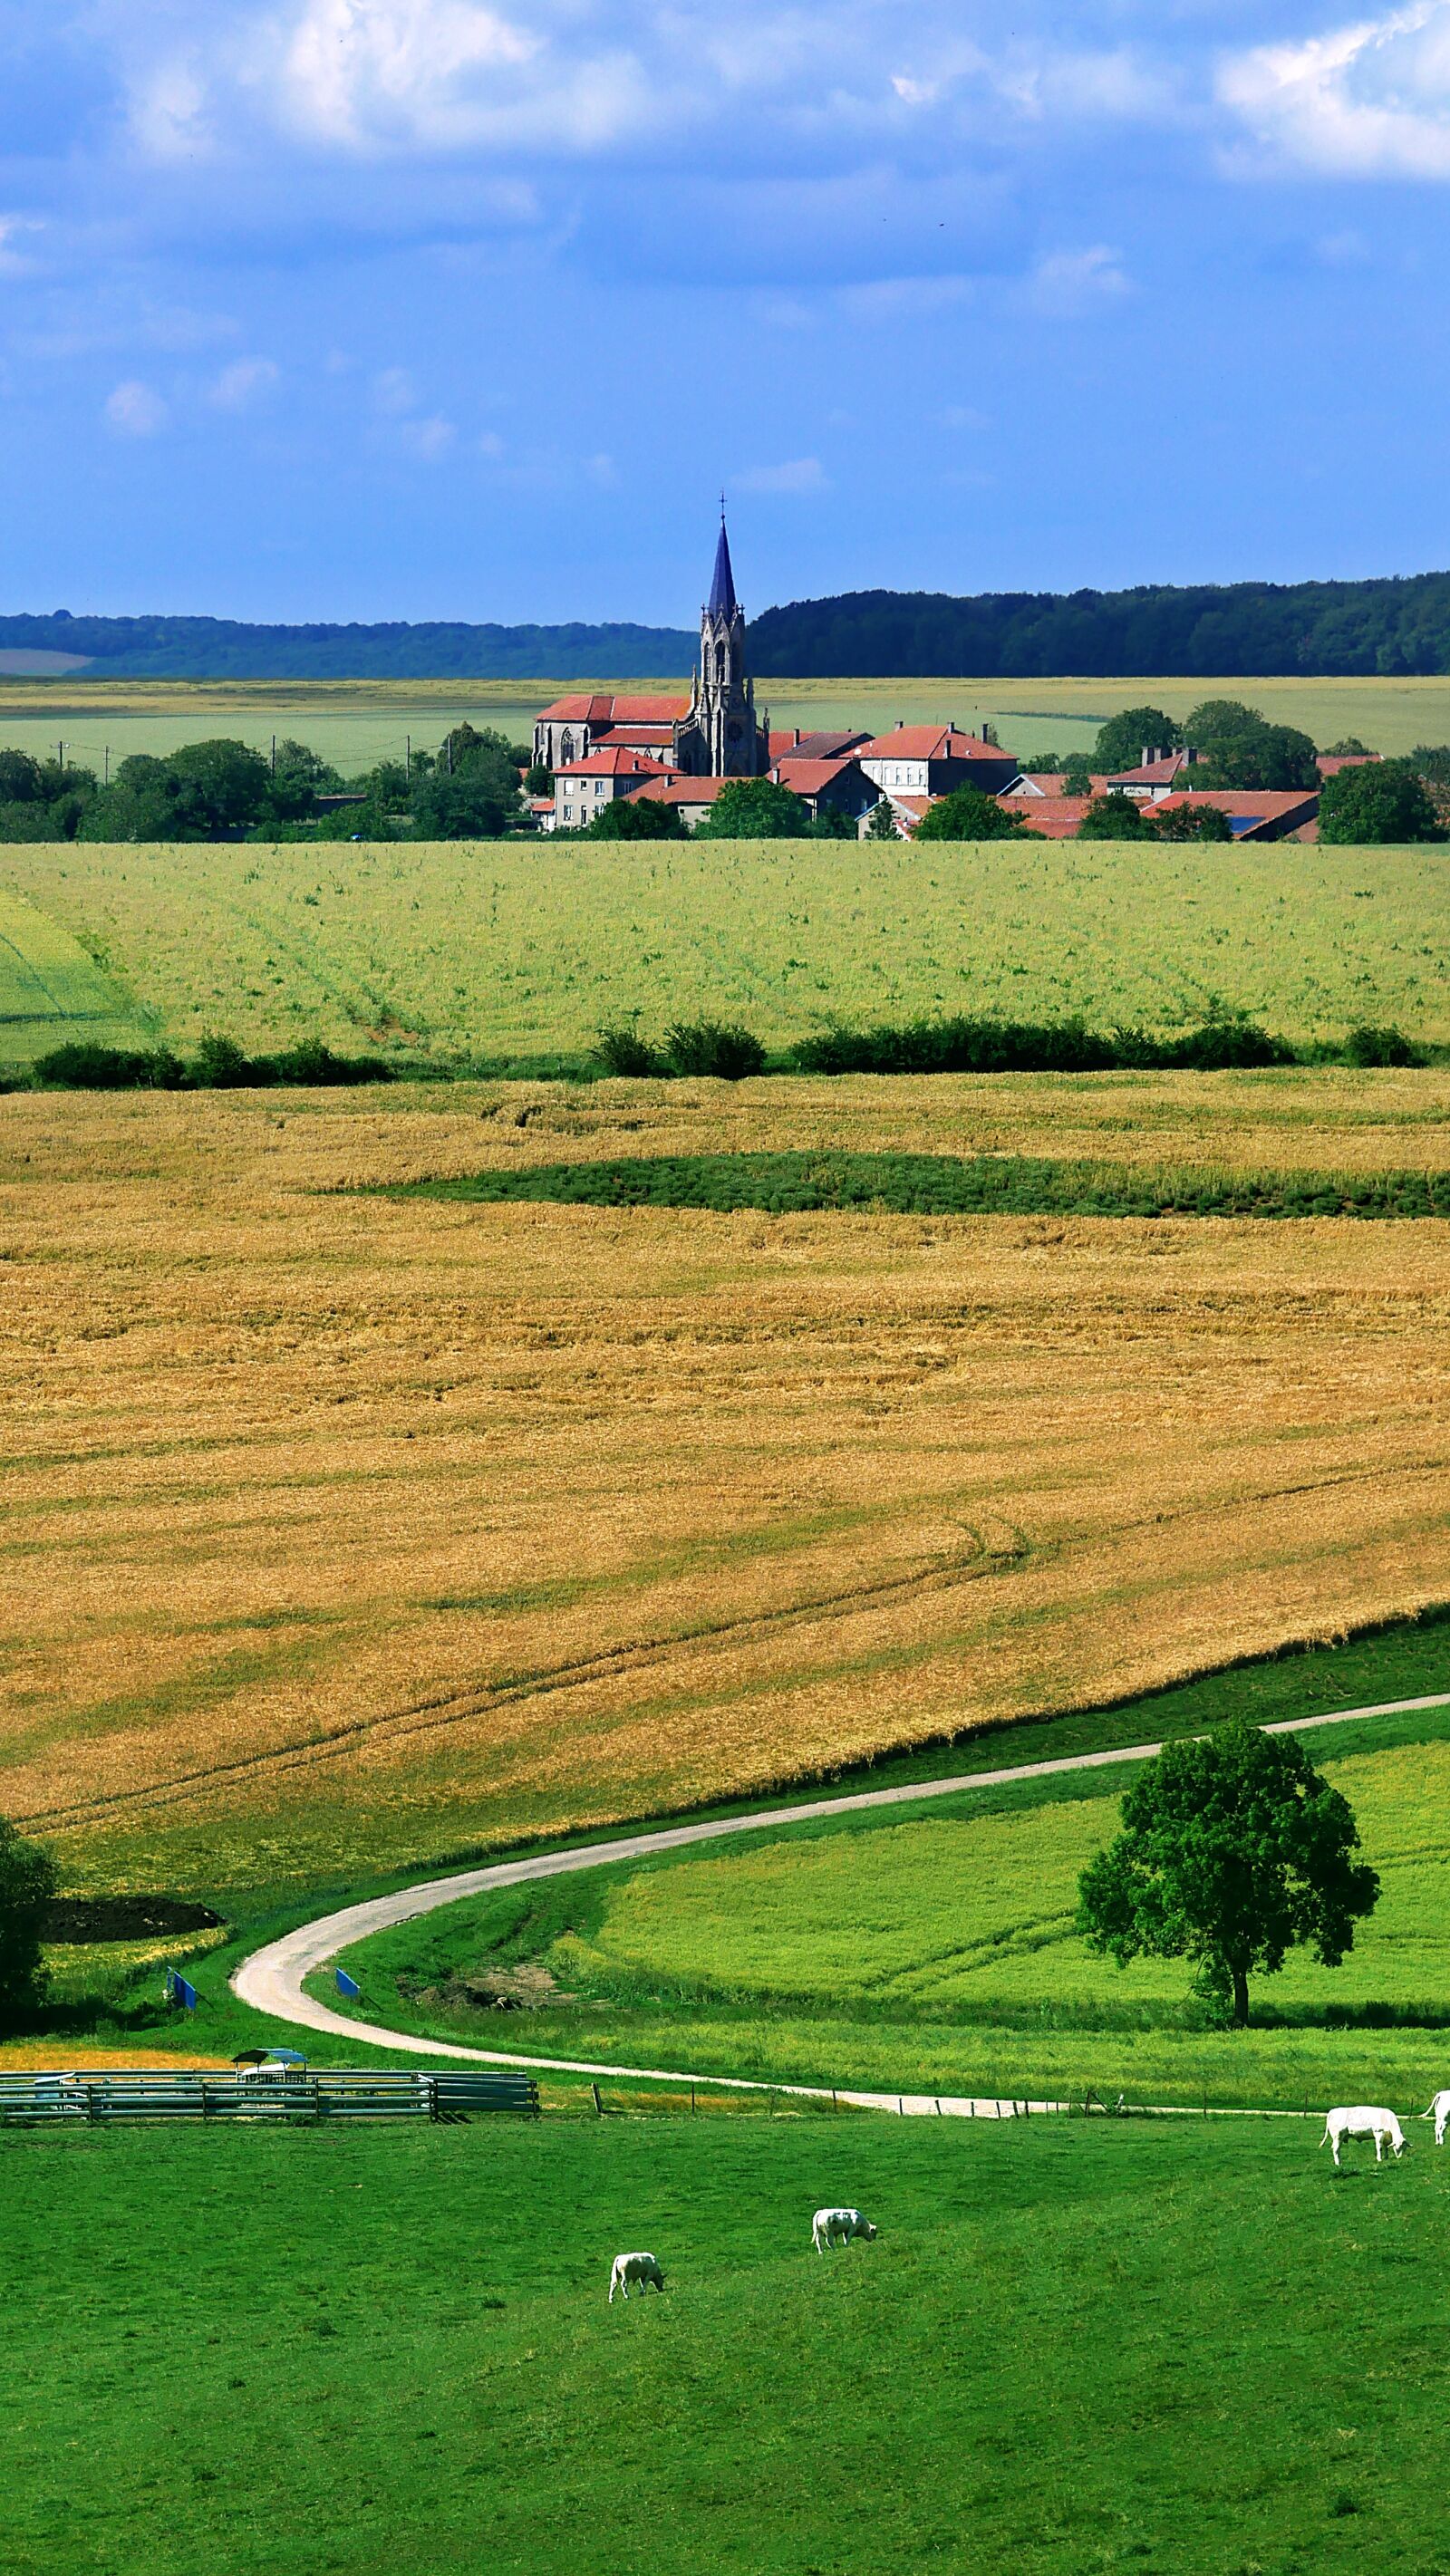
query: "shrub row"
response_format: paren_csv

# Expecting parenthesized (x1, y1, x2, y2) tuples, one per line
(386, 1150, 1450, 1221)
(27, 1037, 396, 1091)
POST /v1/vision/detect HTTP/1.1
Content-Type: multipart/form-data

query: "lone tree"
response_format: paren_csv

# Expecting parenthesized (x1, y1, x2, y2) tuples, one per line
(0, 1816, 56, 2033)
(1078, 1721, 1378, 2027)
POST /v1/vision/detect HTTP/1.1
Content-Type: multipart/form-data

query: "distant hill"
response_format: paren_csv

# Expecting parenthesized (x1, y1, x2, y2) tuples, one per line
(749, 572, 1450, 679)
(6, 569, 1450, 680)
(0, 613, 696, 681)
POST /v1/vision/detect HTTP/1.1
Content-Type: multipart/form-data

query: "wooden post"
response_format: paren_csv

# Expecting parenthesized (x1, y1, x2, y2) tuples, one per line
(591, 2081, 603, 2118)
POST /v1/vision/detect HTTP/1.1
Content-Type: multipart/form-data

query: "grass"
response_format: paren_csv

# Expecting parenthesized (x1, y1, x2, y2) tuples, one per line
(330, 1692, 1450, 2113)
(0, 886, 147, 1061)
(1, 668, 1449, 762)
(6, 836, 1450, 1062)
(3, 2112, 1448, 2575)
(10, 1075, 1450, 1905)
(382, 1147, 1450, 1219)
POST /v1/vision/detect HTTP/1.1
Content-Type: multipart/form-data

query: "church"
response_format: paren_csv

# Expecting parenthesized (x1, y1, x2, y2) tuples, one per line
(532, 516, 770, 782)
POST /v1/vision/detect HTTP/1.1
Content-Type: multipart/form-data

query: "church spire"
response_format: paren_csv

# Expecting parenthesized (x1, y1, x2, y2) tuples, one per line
(706, 505, 739, 621)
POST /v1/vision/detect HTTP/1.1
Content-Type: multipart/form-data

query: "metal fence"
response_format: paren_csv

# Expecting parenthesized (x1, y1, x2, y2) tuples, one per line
(0, 2067, 539, 2125)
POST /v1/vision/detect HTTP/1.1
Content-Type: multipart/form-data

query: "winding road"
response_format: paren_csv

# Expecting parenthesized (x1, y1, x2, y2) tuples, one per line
(231, 1689, 1450, 2118)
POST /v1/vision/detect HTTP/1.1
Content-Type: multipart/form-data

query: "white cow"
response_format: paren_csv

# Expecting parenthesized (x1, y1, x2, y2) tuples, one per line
(609, 2251, 664, 2302)
(812, 2206, 878, 2253)
(1421, 2089, 1450, 2146)
(1321, 2106, 1406, 2167)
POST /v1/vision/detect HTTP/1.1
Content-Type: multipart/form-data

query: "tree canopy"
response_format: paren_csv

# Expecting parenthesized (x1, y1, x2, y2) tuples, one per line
(1320, 757, 1444, 844)
(693, 778, 812, 838)
(0, 1816, 56, 2033)
(1078, 1721, 1379, 2026)
(1184, 700, 1320, 792)
(1151, 799, 1233, 843)
(1092, 708, 1183, 773)
(1076, 792, 1156, 841)
(581, 796, 685, 839)
(911, 785, 1031, 841)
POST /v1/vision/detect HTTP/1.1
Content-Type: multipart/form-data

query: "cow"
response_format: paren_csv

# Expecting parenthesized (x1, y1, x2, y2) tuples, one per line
(812, 2206, 878, 2253)
(609, 2252, 664, 2302)
(1320, 2106, 1406, 2167)
(1422, 2089, 1450, 2147)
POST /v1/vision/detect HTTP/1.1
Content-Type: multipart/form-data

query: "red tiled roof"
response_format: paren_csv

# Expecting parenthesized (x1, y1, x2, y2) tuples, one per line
(536, 692, 687, 724)
(626, 775, 736, 806)
(1316, 752, 1380, 776)
(1151, 788, 1319, 838)
(594, 725, 678, 748)
(1012, 797, 1094, 839)
(1107, 752, 1194, 787)
(858, 728, 1015, 762)
(778, 728, 873, 760)
(773, 757, 865, 792)
(556, 747, 669, 777)
(1001, 772, 1111, 798)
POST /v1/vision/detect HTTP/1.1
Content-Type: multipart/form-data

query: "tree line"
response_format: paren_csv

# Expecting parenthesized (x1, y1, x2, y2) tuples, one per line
(751, 571, 1450, 678)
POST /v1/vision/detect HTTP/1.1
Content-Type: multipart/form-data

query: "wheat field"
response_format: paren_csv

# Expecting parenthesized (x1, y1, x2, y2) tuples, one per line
(5, 1070, 1450, 1901)
(6, 836, 1450, 1063)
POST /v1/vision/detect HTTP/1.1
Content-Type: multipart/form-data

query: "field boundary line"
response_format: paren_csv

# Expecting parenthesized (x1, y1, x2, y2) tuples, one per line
(231, 1687, 1450, 2119)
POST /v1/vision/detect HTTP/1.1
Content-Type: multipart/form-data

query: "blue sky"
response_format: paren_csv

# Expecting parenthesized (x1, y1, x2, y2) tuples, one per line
(4, 0, 1450, 622)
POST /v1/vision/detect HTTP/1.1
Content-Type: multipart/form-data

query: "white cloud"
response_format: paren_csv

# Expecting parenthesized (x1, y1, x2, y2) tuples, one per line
(0, 217, 43, 279)
(839, 273, 973, 322)
(208, 356, 280, 409)
(1027, 242, 1130, 314)
(397, 412, 456, 459)
(279, 0, 538, 150)
(938, 402, 989, 429)
(103, 379, 169, 436)
(130, 55, 212, 162)
(1218, 4, 1450, 179)
(737, 456, 828, 494)
(372, 364, 418, 414)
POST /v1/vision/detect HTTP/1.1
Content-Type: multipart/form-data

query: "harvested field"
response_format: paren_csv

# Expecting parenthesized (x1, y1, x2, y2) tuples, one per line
(5, 835, 1450, 1063)
(5, 1072, 1450, 1902)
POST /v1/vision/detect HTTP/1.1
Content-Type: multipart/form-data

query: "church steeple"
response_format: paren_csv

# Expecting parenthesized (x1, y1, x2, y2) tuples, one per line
(674, 506, 767, 777)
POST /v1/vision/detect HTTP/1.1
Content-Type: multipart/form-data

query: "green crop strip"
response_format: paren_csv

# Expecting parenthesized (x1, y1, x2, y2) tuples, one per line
(374, 1149, 1450, 1220)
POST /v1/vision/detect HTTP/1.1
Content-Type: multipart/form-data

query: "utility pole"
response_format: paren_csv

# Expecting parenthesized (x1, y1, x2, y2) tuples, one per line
(103, 745, 110, 786)
(55, 741, 65, 773)
(405, 734, 411, 777)
(271, 734, 276, 774)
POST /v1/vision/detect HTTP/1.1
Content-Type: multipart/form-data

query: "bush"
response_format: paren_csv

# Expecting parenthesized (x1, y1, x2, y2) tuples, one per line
(1345, 1023, 1424, 1067)
(259, 1042, 394, 1086)
(663, 1022, 767, 1080)
(594, 1025, 666, 1077)
(1077, 793, 1158, 841)
(0, 1816, 56, 2033)
(582, 797, 686, 839)
(32, 1042, 186, 1089)
(788, 1013, 1290, 1076)
(911, 786, 1031, 841)
(1151, 801, 1233, 844)
(693, 780, 811, 839)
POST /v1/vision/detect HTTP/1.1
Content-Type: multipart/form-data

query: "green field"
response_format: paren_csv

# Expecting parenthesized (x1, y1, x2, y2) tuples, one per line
(2, 669, 1450, 767)
(324, 1619, 1450, 2115)
(4, 2112, 1446, 2576)
(5, 835, 1450, 1065)
(0, 886, 147, 1058)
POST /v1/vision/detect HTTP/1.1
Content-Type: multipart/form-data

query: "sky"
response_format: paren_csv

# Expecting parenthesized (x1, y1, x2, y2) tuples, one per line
(3, 0, 1450, 623)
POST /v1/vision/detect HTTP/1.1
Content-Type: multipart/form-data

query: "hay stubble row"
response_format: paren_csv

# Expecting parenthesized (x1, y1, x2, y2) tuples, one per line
(4, 1074, 1450, 1897)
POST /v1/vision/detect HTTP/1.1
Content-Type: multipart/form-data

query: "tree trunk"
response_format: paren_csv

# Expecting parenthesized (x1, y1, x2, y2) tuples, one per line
(1232, 1964, 1250, 2028)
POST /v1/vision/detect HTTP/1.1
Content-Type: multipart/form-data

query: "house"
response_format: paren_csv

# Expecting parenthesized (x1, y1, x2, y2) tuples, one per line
(1104, 748, 1204, 801)
(624, 775, 740, 831)
(856, 723, 1019, 799)
(770, 754, 880, 825)
(1001, 770, 1110, 799)
(548, 745, 672, 833)
(1010, 797, 1096, 839)
(1147, 788, 1320, 841)
(1316, 751, 1380, 777)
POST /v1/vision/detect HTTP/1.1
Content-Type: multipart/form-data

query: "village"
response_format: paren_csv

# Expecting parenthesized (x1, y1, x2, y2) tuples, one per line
(529, 520, 1358, 843)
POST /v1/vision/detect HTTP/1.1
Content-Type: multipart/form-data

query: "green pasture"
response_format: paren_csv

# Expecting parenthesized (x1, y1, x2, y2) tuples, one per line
(0, 886, 147, 1059)
(3, 2113, 1447, 2576)
(2, 668, 1450, 765)
(388, 1149, 1450, 1219)
(333, 1664, 1450, 2114)
(5, 835, 1450, 1063)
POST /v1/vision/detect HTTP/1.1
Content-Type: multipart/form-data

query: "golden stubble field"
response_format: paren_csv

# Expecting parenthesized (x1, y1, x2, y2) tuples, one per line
(4, 1068, 1450, 1902)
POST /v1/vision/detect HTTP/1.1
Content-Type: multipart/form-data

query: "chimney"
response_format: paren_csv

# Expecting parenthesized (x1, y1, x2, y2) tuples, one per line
(895, 718, 905, 730)
(793, 728, 801, 748)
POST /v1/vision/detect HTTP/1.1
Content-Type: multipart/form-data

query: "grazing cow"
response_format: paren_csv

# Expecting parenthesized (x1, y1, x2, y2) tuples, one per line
(812, 2206, 878, 2253)
(1422, 2089, 1450, 2147)
(609, 2252, 664, 2302)
(1321, 2106, 1406, 2167)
